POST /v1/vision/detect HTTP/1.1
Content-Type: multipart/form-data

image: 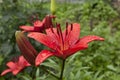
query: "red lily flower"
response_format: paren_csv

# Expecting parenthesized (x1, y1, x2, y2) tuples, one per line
(19, 15, 55, 32)
(15, 31, 53, 65)
(1, 56, 30, 76)
(28, 23, 104, 66)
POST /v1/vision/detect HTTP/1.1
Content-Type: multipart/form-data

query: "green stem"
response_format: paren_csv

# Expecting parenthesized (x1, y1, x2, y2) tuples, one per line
(59, 59, 66, 80)
(41, 66, 59, 79)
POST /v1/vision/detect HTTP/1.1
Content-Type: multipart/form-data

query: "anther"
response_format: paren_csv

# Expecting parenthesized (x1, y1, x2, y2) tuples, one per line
(66, 22, 68, 35)
(71, 24, 73, 31)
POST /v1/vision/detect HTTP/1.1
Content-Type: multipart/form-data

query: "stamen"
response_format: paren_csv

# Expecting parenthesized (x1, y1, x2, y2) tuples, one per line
(56, 23, 60, 36)
(66, 23, 73, 48)
(30, 16, 34, 24)
(50, 26, 54, 33)
(71, 24, 73, 31)
(64, 22, 68, 49)
(51, 21, 54, 28)
(42, 24, 46, 33)
(35, 14, 39, 20)
(57, 23, 64, 51)
(58, 24, 62, 38)
(66, 22, 68, 36)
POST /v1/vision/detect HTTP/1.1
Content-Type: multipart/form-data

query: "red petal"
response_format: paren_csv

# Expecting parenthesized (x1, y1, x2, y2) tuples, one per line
(28, 32, 59, 50)
(63, 35, 104, 58)
(1, 56, 30, 76)
(19, 26, 34, 32)
(35, 50, 54, 66)
(63, 23, 80, 46)
(79, 35, 104, 44)
(46, 28, 59, 45)
(1, 69, 12, 76)
(33, 20, 42, 27)
(68, 23, 80, 45)
(46, 28, 58, 37)
(12, 56, 31, 75)
(7, 62, 17, 70)
(63, 44, 88, 59)
(12, 69, 22, 75)
(18, 56, 31, 66)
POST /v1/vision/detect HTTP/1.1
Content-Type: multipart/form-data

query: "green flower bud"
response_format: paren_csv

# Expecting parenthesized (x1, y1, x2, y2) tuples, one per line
(51, 0, 56, 15)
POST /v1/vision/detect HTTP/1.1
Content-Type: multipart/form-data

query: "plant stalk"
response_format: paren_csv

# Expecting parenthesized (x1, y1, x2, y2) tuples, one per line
(59, 59, 66, 80)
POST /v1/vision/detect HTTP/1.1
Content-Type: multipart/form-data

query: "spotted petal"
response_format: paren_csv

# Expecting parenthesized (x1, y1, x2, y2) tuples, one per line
(28, 32, 59, 50)
(35, 50, 54, 66)
(46, 28, 59, 45)
(79, 35, 104, 45)
(63, 35, 104, 58)
(66, 23, 80, 46)
(63, 43, 87, 59)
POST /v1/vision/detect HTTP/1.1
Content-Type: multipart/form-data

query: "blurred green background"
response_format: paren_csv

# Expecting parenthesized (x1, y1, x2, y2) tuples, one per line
(0, 0, 120, 80)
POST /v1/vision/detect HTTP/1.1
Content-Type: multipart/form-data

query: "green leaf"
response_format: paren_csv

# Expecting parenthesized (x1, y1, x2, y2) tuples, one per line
(36, 67, 40, 78)
(107, 65, 117, 72)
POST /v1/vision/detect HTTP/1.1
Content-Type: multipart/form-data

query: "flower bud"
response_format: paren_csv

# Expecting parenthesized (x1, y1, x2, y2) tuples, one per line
(51, 0, 56, 15)
(15, 31, 38, 65)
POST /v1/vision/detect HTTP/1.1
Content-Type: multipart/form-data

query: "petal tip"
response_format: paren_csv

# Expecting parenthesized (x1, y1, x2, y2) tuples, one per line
(28, 33, 34, 37)
(35, 62, 40, 66)
(1, 73, 4, 76)
(100, 37, 105, 41)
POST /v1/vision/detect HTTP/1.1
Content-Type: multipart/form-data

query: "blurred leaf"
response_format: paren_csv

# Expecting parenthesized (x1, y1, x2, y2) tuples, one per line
(107, 65, 117, 72)
(36, 67, 40, 78)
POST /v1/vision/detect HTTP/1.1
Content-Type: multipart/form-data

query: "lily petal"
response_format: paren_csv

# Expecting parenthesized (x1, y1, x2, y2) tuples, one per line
(12, 69, 22, 75)
(35, 50, 54, 66)
(33, 20, 42, 27)
(66, 23, 80, 46)
(46, 28, 59, 45)
(28, 32, 59, 50)
(18, 56, 31, 66)
(63, 35, 104, 58)
(79, 35, 104, 45)
(1, 69, 12, 76)
(7, 62, 17, 70)
(63, 43, 88, 59)
(19, 26, 34, 32)
(3, 62, 22, 76)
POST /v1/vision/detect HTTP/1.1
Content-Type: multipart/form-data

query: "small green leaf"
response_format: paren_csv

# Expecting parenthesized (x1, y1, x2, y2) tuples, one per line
(36, 67, 40, 78)
(107, 65, 117, 72)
